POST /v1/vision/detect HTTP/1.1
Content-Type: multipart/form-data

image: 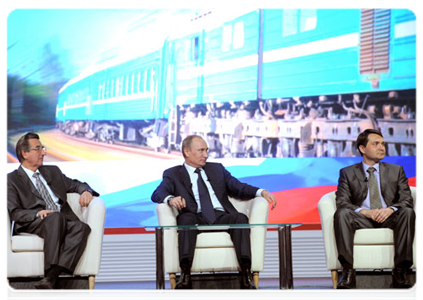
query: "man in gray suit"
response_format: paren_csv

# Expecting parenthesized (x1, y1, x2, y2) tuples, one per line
(8, 132, 99, 289)
(334, 129, 415, 289)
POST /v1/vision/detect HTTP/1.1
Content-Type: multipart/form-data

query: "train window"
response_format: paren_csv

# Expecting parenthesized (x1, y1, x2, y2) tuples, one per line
(233, 21, 244, 49)
(146, 68, 151, 92)
(192, 37, 199, 61)
(101, 81, 105, 99)
(222, 25, 232, 52)
(120, 76, 124, 96)
(282, 9, 298, 37)
(98, 83, 102, 100)
(139, 71, 145, 93)
(125, 75, 129, 96)
(300, 9, 316, 32)
(106, 79, 110, 99)
(282, 9, 316, 37)
(130, 73, 135, 95)
(116, 77, 120, 96)
(111, 79, 115, 98)
(135, 72, 140, 94)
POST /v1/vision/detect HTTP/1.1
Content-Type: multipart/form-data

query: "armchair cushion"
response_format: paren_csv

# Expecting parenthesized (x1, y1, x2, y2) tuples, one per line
(11, 234, 44, 252)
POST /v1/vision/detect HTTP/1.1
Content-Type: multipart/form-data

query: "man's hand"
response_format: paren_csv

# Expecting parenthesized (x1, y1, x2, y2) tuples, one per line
(168, 196, 186, 210)
(360, 207, 394, 223)
(79, 190, 93, 207)
(38, 210, 55, 219)
(261, 190, 277, 210)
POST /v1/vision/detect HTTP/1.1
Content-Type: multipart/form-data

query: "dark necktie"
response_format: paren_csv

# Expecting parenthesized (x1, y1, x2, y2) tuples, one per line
(367, 167, 382, 209)
(194, 168, 216, 224)
(33, 173, 58, 211)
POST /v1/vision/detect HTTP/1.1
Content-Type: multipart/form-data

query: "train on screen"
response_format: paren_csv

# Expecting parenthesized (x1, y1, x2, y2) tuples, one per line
(56, 8, 416, 158)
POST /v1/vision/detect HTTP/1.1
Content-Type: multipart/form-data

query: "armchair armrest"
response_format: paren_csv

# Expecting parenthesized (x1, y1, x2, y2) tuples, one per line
(317, 191, 341, 270)
(67, 194, 106, 275)
(248, 197, 268, 271)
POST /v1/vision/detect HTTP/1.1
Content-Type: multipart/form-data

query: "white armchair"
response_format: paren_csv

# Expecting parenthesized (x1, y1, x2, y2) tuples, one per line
(318, 186, 416, 288)
(7, 193, 106, 289)
(156, 196, 269, 289)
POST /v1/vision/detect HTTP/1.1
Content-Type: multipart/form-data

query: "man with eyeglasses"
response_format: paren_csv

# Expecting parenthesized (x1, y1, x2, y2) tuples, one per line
(7, 132, 99, 289)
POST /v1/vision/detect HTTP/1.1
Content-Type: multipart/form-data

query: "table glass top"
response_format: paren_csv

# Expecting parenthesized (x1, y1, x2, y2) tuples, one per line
(145, 223, 302, 230)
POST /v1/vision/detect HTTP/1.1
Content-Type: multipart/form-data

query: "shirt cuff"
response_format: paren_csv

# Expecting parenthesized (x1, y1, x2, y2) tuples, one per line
(164, 195, 174, 204)
(256, 189, 264, 197)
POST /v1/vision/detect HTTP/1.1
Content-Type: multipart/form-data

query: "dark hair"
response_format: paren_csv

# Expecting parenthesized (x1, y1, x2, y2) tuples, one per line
(356, 129, 383, 156)
(15, 132, 40, 163)
(181, 135, 203, 158)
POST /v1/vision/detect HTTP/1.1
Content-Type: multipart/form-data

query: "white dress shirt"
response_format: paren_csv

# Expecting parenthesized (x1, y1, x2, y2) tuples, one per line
(21, 165, 61, 210)
(356, 162, 396, 212)
(165, 163, 263, 212)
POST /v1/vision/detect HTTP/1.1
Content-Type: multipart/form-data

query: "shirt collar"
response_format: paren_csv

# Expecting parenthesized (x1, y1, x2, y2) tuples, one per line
(362, 161, 380, 174)
(21, 165, 39, 179)
(184, 163, 198, 175)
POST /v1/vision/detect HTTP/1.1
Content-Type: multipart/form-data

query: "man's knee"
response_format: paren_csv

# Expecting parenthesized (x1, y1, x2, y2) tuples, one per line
(43, 212, 66, 227)
(177, 212, 197, 225)
(396, 207, 415, 221)
(334, 208, 352, 221)
(233, 212, 248, 224)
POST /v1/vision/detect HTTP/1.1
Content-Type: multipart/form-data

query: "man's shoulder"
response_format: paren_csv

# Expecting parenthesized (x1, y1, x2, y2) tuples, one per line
(340, 163, 361, 173)
(7, 168, 19, 180)
(38, 165, 60, 171)
(164, 165, 184, 174)
(380, 162, 402, 170)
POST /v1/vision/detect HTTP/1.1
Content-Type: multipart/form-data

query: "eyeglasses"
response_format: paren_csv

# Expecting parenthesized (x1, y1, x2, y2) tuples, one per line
(29, 146, 47, 153)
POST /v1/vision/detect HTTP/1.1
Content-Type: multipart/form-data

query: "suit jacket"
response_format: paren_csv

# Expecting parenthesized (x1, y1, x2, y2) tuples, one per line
(8, 165, 99, 234)
(151, 162, 259, 215)
(335, 162, 413, 211)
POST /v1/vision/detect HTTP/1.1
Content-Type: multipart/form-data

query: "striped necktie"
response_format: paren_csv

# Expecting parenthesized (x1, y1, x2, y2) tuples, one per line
(367, 167, 382, 209)
(33, 172, 58, 211)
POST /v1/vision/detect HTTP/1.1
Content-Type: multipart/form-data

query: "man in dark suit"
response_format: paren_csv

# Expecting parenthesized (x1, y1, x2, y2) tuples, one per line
(7, 132, 99, 289)
(152, 135, 276, 289)
(334, 129, 415, 289)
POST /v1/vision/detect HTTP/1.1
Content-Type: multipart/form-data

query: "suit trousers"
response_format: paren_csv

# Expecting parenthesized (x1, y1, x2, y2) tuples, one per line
(176, 210, 251, 269)
(26, 212, 91, 274)
(334, 207, 415, 269)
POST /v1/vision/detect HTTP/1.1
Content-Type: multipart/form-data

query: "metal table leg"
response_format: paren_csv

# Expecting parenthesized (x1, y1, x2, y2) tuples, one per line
(155, 228, 165, 289)
(278, 225, 293, 289)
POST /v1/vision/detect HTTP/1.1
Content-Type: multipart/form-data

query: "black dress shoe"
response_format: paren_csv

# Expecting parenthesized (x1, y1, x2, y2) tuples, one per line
(392, 267, 412, 288)
(240, 268, 257, 289)
(34, 277, 55, 289)
(337, 268, 356, 289)
(175, 271, 192, 289)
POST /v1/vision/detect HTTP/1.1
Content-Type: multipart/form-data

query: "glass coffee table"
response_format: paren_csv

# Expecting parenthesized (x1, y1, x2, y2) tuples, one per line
(146, 223, 301, 290)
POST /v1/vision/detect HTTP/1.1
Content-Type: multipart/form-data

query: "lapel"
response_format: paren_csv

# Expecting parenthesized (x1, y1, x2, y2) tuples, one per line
(178, 165, 195, 199)
(353, 163, 367, 196)
(202, 164, 219, 192)
(39, 166, 63, 202)
(379, 162, 386, 197)
(17, 165, 42, 200)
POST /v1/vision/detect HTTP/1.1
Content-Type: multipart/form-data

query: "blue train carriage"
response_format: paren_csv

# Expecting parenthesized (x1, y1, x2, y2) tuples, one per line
(57, 48, 168, 146)
(259, 8, 416, 158)
(164, 9, 263, 155)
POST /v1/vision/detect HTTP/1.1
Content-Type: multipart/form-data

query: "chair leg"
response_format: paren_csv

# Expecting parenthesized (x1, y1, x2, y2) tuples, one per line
(331, 270, 338, 289)
(4, 278, 9, 297)
(253, 272, 259, 288)
(169, 273, 176, 289)
(88, 275, 95, 289)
